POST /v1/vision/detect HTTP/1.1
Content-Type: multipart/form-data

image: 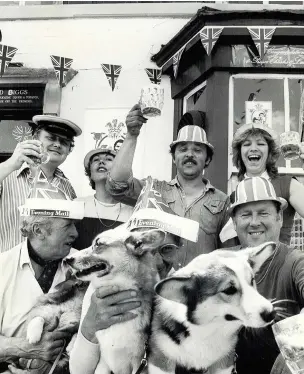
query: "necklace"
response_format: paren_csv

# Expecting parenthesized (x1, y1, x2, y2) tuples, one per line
(256, 243, 280, 285)
(93, 197, 122, 228)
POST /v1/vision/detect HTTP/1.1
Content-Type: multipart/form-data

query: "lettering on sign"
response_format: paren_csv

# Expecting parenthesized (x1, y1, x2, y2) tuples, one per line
(0, 87, 44, 108)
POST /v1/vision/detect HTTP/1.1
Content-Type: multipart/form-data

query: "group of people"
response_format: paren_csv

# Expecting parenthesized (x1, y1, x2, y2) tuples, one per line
(1, 102, 304, 374)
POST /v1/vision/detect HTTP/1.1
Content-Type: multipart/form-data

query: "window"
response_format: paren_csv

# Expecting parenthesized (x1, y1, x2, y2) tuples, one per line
(228, 74, 304, 183)
(183, 81, 207, 113)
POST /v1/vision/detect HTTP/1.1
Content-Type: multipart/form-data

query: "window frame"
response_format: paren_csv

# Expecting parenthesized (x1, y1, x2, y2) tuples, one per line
(183, 80, 207, 114)
(228, 73, 304, 181)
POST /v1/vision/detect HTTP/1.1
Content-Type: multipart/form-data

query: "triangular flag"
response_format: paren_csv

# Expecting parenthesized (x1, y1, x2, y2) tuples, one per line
(50, 55, 73, 87)
(0, 44, 17, 76)
(199, 27, 223, 56)
(101, 64, 122, 91)
(172, 47, 185, 79)
(145, 68, 162, 85)
(126, 176, 199, 242)
(247, 27, 276, 59)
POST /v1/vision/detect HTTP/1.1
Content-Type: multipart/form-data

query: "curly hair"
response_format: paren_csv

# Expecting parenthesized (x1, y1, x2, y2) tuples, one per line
(20, 216, 53, 239)
(85, 161, 96, 190)
(232, 128, 280, 180)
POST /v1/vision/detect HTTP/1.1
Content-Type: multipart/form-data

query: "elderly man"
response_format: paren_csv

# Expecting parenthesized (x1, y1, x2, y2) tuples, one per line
(107, 104, 230, 268)
(0, 115, 82, 252)
(227, 177, 304, 374)
(0, 191, 84, 374)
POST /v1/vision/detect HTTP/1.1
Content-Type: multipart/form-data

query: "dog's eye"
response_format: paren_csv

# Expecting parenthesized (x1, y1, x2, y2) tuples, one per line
(222, 286, 237, 295)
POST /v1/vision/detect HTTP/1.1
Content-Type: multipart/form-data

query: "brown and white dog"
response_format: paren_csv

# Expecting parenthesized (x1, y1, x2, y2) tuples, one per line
(64, 226, 168, 374)
(148, 242, 276, 374)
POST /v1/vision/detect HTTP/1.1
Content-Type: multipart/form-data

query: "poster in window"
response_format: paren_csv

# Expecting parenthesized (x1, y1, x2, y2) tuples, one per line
(245, 101, 272, 127)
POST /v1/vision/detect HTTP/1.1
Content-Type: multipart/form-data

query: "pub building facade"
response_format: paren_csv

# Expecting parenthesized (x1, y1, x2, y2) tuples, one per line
(152, 7, 304, 198)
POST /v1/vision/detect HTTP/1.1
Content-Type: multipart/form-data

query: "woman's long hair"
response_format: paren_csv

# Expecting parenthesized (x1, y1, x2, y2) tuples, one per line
(232, 128, 280, 180)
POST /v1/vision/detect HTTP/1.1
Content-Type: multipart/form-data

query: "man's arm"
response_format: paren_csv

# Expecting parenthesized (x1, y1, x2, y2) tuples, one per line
(0, 140, 41, 186)
(106, 104, 147, 205)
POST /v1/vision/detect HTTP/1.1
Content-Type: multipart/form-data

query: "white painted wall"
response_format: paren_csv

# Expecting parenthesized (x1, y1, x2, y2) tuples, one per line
(0, 14, 190, 196)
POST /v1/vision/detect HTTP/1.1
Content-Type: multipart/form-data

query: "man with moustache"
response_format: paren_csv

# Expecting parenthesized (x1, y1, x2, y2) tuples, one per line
(0, 115, 81, 252)
(107, 104, 230, 268)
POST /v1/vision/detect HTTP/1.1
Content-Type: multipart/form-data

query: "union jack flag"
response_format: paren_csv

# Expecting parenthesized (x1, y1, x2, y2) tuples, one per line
(133, 176, 174, 214)
(247, 27, 276, 59)
(199, 27, 223, 56)
(29, 170, 69, 200)
(145, 68, 162, 85)
(101, 64, 122, 91)
(50, 55, 73, 87)
(0, 44, 18, 76)
(172, 46, 185, 79)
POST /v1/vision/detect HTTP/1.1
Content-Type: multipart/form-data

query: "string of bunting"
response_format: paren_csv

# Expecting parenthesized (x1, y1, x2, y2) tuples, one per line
(0, 40, 163, 90)
(159, 25, 302, 78)
(0, 25, 298, 87)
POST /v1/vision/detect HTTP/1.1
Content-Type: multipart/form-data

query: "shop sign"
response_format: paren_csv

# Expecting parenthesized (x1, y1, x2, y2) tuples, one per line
(0, 87, 44, 109)
(231, 45, 304, 68)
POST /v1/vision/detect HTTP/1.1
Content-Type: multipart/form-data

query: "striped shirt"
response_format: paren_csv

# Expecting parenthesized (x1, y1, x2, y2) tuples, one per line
(0, 164, 76, 253)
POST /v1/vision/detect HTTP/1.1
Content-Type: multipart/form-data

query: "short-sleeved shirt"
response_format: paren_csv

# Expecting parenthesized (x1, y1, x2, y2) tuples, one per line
(107, 175, 230, 268)
(0, 241, 75, 338)
(0, 164, 76, 253)
(227, 243, 304, 374)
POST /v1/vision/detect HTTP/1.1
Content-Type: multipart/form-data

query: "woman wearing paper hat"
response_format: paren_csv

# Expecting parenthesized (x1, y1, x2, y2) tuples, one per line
(73, 146, 133, 249)
(221, 122, 304, 245)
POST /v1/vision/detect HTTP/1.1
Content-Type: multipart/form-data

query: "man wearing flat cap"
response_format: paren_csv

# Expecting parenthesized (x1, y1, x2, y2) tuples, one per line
(0, 115, 82, 252)
(107, 104, 230, 269)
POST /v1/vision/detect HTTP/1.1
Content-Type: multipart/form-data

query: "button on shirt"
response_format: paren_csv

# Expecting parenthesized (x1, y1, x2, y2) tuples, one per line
(107, 175, 230, 268)
(0, 164, 76, 253)
(0, 241, 75, 338)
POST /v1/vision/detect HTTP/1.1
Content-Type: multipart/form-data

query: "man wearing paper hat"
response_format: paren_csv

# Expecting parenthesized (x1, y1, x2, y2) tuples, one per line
(0, 181, 84, 373)
(224, 177, 304, 374)
(107, 104, 230, 268)
(0, 114, 81, 253)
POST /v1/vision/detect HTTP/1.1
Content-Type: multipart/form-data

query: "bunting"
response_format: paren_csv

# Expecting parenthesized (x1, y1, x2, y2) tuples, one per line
(0, 44, 18, 76)
(145, 68, 162, 85)
(199, 27, 223, 56)
(50, 55, 73, 87)
(247, 27, 276, 59)
(101, 63, 122, 91)
(172, 47, 185, 79)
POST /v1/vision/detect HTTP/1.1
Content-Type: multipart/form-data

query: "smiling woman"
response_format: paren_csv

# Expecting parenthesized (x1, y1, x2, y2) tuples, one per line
(221, 122, 304, 245)
(73, 147, 133, 249)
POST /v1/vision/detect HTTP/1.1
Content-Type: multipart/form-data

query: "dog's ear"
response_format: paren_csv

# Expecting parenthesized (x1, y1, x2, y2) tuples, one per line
(125, 229, 166, 256)
(154, 276, 192, 304)
(240, 241, 276, 274)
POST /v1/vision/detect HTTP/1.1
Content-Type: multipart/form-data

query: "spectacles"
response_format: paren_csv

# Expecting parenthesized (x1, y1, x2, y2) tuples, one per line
(159, 243, 179, 254)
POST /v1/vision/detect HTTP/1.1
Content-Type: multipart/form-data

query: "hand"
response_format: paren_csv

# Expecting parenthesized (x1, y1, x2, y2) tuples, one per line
(7, 359, 52, 374)
(126, 104, 147, 138)
(7, 140, 42, 170)
(81, 285, 141, 343)
(26, 317, 70, 362)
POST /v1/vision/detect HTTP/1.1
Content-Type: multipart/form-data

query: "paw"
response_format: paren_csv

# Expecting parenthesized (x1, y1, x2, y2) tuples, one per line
(26, 317, 45, 344)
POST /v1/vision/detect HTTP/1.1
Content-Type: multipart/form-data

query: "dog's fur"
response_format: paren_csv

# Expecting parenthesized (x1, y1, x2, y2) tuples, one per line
(147, 242, 277, 374)
(25, 277, 89, 371)
(64, 226, 167, 374)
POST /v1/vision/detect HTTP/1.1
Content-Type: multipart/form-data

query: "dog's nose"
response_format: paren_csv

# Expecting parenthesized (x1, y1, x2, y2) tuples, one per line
(63, 257, 74, 265)
(260, 309, 276, 323)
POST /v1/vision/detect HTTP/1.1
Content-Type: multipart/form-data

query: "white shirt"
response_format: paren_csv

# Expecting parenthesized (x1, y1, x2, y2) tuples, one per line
(0, 240, 76, 338)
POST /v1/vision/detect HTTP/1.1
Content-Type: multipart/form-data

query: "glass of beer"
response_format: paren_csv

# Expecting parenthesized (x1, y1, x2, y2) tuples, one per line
(272, 314, 304, 374)
(28, 136, 50, 166)
(139, 84, 164, 118)
(280, 131, 301, 161)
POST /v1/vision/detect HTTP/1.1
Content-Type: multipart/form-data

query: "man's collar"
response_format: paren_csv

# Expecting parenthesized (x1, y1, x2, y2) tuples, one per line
(19, 240, 32, 269)
(168, 176, 215, 191)
(17, 163, 66, 178)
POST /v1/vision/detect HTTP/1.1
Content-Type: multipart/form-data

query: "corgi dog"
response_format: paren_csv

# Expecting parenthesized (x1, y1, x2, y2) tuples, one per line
(148, 242, 277, 374)
(64, 226, 168, 374)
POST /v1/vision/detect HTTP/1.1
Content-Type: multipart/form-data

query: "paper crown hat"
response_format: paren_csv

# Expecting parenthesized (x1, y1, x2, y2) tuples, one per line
(19, 170, 84, 220)
(229, 177, 287, 215)
(169, 125, 214, 155)
(126, 176, 199, 242)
